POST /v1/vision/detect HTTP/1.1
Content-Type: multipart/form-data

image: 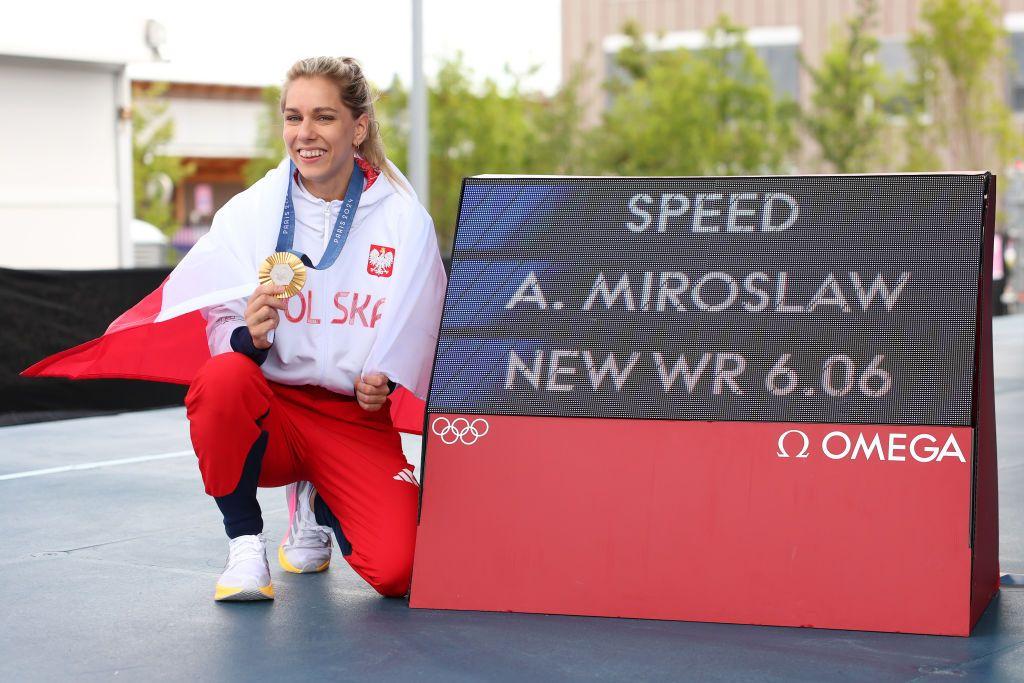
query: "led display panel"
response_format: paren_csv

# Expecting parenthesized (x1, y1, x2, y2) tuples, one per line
(426, 174, 989, 426)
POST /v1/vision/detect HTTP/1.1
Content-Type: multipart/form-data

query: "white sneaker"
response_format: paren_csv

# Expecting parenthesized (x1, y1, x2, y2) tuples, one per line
(214, 533, 274, 601)
(278, 481, 332, 574)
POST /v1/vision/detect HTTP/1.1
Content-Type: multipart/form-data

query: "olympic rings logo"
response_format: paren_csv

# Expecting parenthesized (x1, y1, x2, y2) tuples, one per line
(431, 417, 490, 446)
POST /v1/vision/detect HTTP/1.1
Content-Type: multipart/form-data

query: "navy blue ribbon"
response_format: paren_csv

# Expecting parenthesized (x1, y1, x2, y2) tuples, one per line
(276, 158, 365, 269)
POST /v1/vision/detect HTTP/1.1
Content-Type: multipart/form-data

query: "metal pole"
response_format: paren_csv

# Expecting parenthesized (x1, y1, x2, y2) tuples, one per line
(410, 0, 429, 204)
(114, 66, 135, 268)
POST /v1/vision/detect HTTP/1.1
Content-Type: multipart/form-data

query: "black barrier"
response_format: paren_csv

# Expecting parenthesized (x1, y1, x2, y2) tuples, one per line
(0, 267, 186, 426)
(427, 174, 989, 426)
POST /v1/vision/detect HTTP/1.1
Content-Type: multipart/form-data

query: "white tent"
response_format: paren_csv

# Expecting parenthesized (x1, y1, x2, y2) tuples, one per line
(130, 219, 168, 268)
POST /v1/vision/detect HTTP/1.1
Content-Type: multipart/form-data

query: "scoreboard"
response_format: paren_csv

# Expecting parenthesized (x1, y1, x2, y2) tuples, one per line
(411, 174, 999, 636)
(427, 175, 983, 425)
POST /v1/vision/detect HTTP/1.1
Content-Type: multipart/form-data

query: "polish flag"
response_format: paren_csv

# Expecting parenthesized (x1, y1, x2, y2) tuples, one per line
(20, 282, 427, 434)
(21, 157, 439, 435)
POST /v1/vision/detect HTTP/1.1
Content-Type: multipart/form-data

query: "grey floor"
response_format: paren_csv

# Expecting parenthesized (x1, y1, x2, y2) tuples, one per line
(1, 315, 1023, 682)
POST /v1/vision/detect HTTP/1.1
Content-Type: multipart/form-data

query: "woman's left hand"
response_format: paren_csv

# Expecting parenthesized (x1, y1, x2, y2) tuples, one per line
(355, 373, 390, 412)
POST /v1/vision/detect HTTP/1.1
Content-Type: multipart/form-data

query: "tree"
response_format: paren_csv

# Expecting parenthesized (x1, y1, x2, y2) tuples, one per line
(906, 0, 1020, 170)
(375, 76, 409, 183)
(243, 85, 286, 186)
(591, 18, 798, 177)
(378, 55, 585, 251)
(802, 0, 890, 172)
(132, 82, 195, 238)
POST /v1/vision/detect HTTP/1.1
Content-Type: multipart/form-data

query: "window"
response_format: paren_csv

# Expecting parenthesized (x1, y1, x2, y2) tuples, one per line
(602, 26, 801, 105)
(1005, 14, 1024, 111)
(753, 43, 800, 101)
(877, 38, 913, 115)
(1008, 31, 1024, 111)
(877, 38, 912, 80)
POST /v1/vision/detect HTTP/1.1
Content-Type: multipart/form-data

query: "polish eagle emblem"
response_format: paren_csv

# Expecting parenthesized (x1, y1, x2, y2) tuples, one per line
(367, 244, 396, 277)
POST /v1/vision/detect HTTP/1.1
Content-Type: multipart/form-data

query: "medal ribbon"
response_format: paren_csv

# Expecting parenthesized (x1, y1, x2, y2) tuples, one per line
(276, 158, 365, 269)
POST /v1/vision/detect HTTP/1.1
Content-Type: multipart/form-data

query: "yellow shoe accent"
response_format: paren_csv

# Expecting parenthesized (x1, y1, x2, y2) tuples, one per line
(214, 584, 240, 601)
(278, 544, 331, 574)
(214, 582, 275, 601)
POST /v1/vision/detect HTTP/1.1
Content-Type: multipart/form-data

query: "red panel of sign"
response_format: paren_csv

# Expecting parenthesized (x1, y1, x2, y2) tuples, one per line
(412, 417, 978, 635)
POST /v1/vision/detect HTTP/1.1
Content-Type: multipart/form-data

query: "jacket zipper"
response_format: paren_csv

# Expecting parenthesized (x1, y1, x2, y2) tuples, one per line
(318, 203, 331, 385)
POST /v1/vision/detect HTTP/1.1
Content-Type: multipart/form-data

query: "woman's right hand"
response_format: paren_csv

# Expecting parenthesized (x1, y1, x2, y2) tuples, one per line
(245, 283, 288, 349)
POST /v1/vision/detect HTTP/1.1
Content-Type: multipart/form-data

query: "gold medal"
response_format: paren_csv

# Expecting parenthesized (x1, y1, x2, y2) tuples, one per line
(259, 252, 306, 298)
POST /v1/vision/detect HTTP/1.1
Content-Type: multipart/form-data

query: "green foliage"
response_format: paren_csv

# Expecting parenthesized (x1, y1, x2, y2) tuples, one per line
(801, 0, 891, 172)
(433, 57, 582, 247)
(907, 0, 1020, 169)
(609, 21, 654, 83)
(243, 85, 286, 186)
(132, 82, 194, 237)
(376, 75, 409, 173)
(375, 55, 585, 251)
(590, 17, 798, 176)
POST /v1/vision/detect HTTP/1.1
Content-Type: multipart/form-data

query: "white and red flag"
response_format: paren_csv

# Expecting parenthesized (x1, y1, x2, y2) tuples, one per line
(22, 158, 444, 435)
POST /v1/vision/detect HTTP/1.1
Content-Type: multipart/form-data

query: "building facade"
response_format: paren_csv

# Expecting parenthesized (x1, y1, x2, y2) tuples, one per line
(562, 0, 1024, 127)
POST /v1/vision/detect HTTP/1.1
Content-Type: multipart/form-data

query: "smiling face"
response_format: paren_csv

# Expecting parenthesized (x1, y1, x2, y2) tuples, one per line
(282, 76, 369, 196)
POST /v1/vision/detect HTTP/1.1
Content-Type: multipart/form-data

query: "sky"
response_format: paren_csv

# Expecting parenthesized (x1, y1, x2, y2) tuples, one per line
(5, 0, 563, 94)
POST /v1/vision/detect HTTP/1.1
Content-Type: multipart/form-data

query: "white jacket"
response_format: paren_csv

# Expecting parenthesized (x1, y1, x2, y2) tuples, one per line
(180, 158, 446, 399)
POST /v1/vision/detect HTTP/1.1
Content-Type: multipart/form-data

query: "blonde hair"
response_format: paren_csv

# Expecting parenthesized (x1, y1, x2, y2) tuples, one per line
(280, 56, 407, 191)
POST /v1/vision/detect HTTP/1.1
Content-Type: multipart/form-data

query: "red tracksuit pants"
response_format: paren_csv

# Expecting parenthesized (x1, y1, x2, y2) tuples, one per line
(184, 352, 419, 597)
